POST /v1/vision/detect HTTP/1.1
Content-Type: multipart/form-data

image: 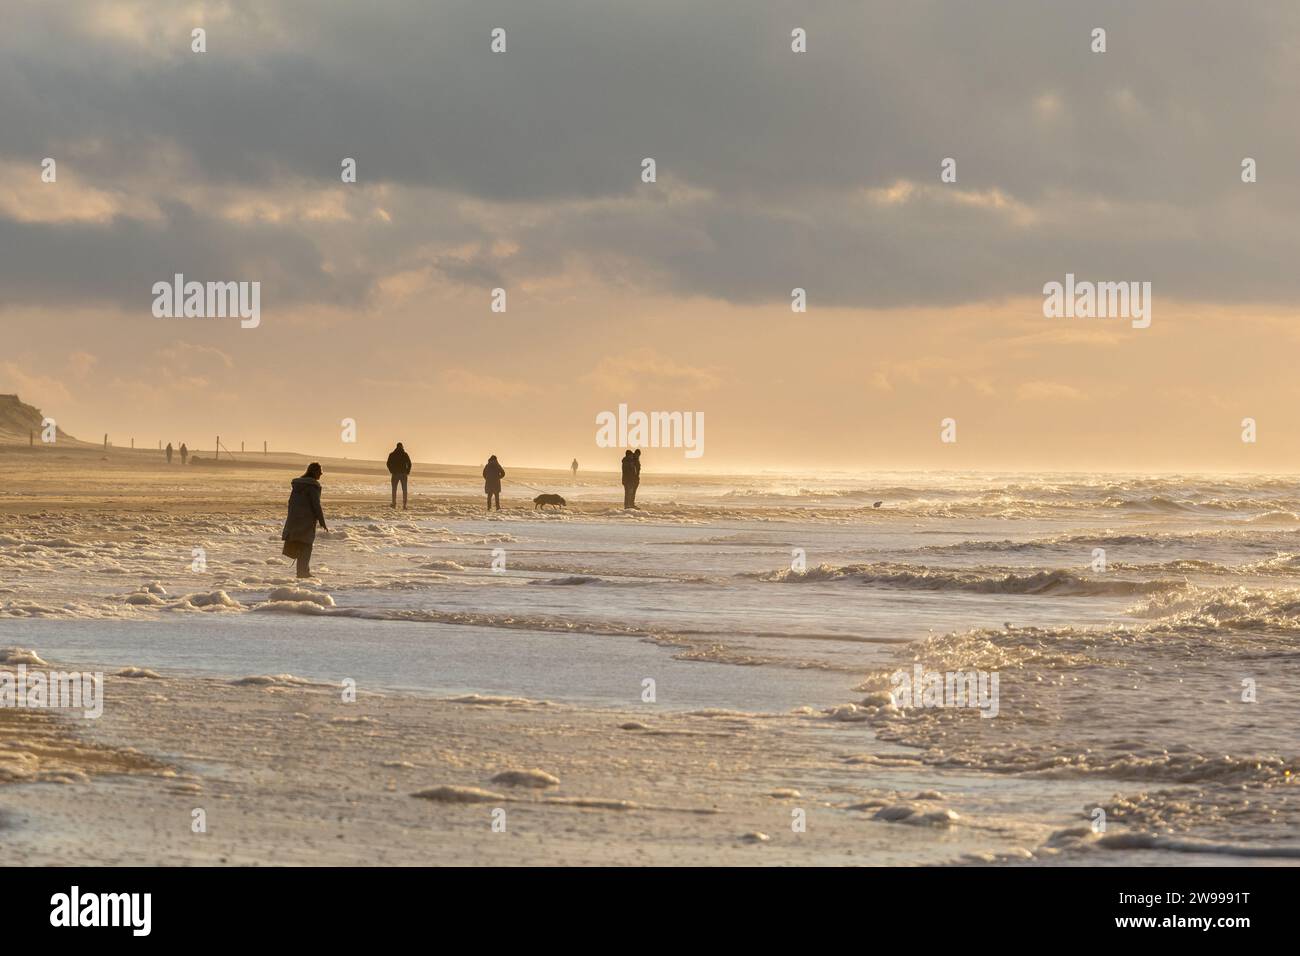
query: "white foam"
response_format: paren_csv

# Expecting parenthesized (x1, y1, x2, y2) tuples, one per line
(490, 768, 561, 789)
(231, 673, 318, 687)
(0, 646, 48, 666)
(116, 667, 162, 679)
(176, 590, 243, 610)
(264, 587, 335, 607)
(124, 591, 165, 606)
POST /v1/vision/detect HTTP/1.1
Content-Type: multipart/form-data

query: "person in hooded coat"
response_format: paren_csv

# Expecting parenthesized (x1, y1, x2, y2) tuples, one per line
(387, 442, 413, 509)
(282, 462, 328, 577)
(483, 455, 505, 511)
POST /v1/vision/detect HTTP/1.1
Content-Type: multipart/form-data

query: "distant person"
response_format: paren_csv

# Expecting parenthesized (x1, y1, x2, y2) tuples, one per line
(621, 450, 638, 509)
(571, 458, 578, 479)
(633, 448, 642, 506)
(281, 463, 328, 578)
(387, 442, 412, 509)
(482, 455, 505, 511)
(179, 443, 188, 465)
(165, 442, 173, 464)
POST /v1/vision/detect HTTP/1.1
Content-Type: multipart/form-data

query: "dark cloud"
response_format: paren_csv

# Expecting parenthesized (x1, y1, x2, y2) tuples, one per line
(2, 0, 1299, 310)
(0, 203, 367, 312)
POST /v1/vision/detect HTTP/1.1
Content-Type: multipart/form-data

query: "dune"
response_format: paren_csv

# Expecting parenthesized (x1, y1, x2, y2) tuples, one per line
(0, 395, 84, 446)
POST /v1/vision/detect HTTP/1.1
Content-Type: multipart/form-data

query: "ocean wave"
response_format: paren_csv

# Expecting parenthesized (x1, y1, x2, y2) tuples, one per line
(921, 528, 1291, 554)
(753, 562, 1179, 597)
(1095, 832, 1300, 859)
(1038, 826, 1300, 860)
(1131, 585, 1300, 634)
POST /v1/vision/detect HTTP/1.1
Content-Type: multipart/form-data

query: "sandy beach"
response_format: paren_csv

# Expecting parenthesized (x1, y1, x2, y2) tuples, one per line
(2, 446, 1297, 866)
(0, 448, 1009, 865)
(3, 659, 991, 866)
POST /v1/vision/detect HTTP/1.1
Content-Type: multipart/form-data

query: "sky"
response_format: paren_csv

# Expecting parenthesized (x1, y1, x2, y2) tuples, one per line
(3, 0, 1300, 473)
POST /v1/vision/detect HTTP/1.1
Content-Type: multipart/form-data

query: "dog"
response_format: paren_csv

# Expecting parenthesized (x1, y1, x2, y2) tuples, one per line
(533, 493, 567, 510)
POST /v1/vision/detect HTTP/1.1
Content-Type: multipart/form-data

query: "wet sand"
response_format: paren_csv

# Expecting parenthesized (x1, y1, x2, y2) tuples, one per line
(2, 660, 1046, 866)
(4, 448, 1295, 865)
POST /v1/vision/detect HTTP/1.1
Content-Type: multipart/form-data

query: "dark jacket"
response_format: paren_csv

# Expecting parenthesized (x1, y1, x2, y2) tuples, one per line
(282, 476, 326, 544)
(482, 459, 505, 493)
(386, 448, 412, 476)
(621, 454, 637, 486)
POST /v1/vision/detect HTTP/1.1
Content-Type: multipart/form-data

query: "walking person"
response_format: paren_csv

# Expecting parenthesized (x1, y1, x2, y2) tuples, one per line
(165, 442, 173, 464)
(483, 455, 505, 511)
(387, 442, 412, 509)
(571, 458, 579, 479)
(621, 450, 637, 509)
(179, 442, 188, 465)
(281, 463, 328, 578)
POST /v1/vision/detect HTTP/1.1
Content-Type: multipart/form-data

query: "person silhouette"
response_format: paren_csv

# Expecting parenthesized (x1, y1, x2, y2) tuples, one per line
(281, 463, 328, 578)
(165, 442, 173, 464)
(621, 450, 637, 509)
(387, 442, 412, 509)
(571, 458, 578, 479)
(483, 455, 505, 511)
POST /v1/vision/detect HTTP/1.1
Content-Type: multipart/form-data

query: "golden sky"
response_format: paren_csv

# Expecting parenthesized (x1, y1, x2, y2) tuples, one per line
(4, 1, 1300, 472)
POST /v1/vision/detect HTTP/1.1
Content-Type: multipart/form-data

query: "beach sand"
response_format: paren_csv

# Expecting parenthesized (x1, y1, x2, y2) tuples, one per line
(2, 446, 1297, 865)
(4, 662, 1006, 866)
(0, 448, 957, 865)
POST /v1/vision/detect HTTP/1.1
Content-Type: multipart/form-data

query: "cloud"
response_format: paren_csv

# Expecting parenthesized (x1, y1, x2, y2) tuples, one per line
(0, 360, 75, 408)
(438, 368, 539, 400)
(0, 202, 370, 315)
(1016, 381, 1086, 402)
(3, 1, 1300, 469)
(157, 342, 235, 372)
(582, 350, 721, 394)
(67, 351, 99, 378)
(2, 0, 1300, 314)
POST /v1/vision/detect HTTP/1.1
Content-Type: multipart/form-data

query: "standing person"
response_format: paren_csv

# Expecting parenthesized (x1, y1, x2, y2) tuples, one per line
(621, 450, 637, 509)
(179, 443, 188, 465)
(281, 463, 328, 578)
(165, 442, 173, 464)
(387, 442, 412, 509)
(571, 458, 579, 479)
(482, 455, 505, 511)
(632, 448, 642, 507)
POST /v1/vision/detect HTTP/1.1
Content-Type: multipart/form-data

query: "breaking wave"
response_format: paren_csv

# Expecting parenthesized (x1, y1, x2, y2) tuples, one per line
(753, 562, 1180, 597)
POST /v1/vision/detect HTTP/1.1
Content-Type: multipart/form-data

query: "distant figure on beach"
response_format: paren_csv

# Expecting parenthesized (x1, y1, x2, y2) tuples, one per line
(571, 458, 578, 479)
(633, 449, 642, 506)
(387, 442, 412, 509)
(179, 443, 188, 465)
(282, 463, 328, 578)
(483, 455, 505, 511)
(621, 450, 639, 509)
(165, 442, 173, 464)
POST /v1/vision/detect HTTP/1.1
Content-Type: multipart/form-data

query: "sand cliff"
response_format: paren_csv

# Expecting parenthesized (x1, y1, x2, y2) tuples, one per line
(0, 394, 81, 446)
